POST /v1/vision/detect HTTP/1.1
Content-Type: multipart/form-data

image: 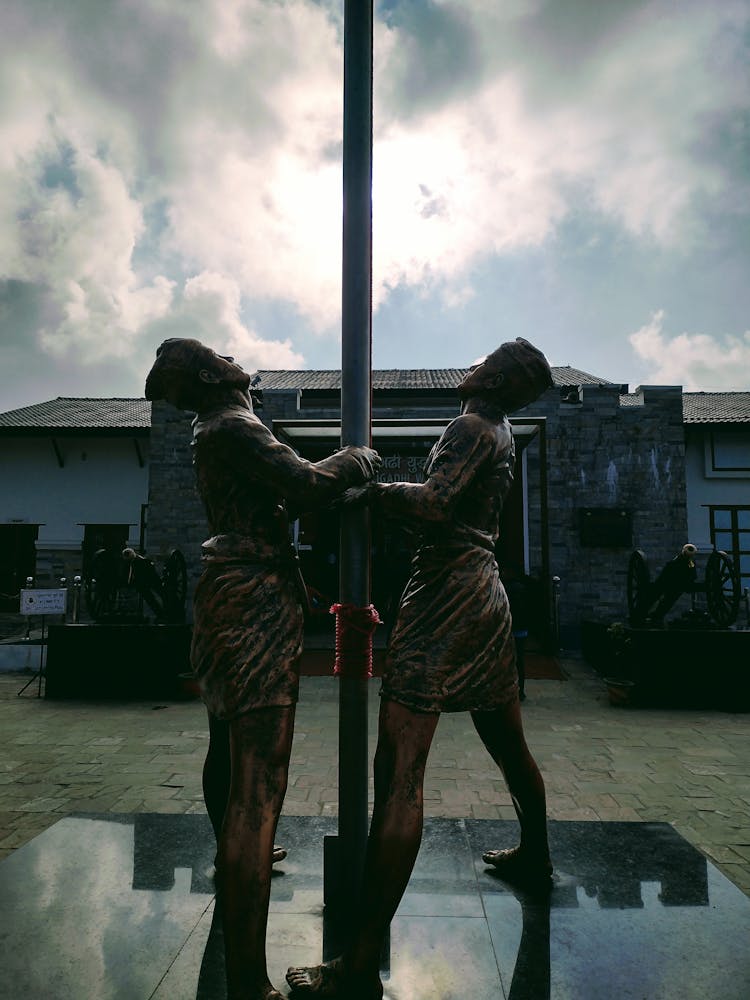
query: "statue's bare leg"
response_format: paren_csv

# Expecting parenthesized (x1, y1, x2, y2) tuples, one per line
(286, 699, 439, 997)
(219, 704, 295, 1000)
(203, 711, 286, 867)
(204, 712, 231, 842)
(472, 699, 552, 890)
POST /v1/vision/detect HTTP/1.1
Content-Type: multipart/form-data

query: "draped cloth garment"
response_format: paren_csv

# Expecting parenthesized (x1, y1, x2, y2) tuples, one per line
(192, 538, 304, 719)
(379, 411, 519, 714)
(188, 405, 374, 720)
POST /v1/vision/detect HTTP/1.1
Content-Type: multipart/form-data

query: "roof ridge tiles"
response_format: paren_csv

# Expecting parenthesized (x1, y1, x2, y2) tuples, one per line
(2, 379, 747, 428)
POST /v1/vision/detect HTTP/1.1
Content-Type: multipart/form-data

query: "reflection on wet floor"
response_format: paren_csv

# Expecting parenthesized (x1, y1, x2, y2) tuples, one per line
(0, 813, 748, 999)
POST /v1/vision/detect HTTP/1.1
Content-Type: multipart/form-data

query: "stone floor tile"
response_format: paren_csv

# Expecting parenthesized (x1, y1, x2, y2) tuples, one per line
(470, 804, 502, 819)
(1, 661, 749, 895)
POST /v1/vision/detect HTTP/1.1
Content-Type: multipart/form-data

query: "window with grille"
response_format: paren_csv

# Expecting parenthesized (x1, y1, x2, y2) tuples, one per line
(709, 507, 750, 595)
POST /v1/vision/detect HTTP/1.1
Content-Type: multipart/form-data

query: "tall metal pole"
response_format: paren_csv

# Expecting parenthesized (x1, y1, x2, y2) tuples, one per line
(335, 0, 373, 918)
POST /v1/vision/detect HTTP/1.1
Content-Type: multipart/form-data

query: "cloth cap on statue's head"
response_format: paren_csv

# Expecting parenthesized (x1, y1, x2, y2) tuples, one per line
(145, 338, 250, 402)
(481, 338, 554, 411)
(486, 338, 553, 389)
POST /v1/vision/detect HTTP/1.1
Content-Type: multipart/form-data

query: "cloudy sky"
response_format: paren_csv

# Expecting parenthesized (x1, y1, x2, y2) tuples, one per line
(1, 0, 748, 410)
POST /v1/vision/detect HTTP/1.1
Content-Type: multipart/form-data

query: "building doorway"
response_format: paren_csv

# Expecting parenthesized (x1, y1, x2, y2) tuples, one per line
(0, 524, 39, 611)
(274, 417, 549, 645)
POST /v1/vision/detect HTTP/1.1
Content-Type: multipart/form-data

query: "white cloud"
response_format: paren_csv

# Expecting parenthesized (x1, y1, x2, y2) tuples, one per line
(0, 117, 174, 360)
(161, 0, 345, 330)
(365, 0, 749, 311)
(164, 120, 343, 332)
(145, 271, 304, 370)
(0, 2, 317, 368)
(630, 310, 750, 390)
(0, 0, 747, 394)
(571, 6, 736, 243)
(146, 0, 750, 333)
(372, 74, 571, 305)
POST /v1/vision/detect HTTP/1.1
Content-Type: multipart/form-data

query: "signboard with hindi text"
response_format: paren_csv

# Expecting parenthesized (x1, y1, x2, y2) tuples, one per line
(20, 589, 67, 616)
(376, 454, 427, 484)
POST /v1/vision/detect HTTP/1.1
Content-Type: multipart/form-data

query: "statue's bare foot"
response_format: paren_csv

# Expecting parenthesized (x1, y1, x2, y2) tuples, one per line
(482, 846, 553, 893)
(286, 957, 383, 998)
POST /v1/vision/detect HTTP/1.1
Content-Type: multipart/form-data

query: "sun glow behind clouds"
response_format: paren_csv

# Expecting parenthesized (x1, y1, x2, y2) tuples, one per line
(165, 126, 344, 331)
(0, 0, 747, 404)
(373, 73, 573, 305)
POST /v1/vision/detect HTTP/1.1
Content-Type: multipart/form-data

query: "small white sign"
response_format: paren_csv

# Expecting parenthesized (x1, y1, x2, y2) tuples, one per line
(20, 589, 67, 616)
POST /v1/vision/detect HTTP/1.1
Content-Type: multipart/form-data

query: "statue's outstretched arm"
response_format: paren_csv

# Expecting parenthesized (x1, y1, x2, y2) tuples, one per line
(212, 417, 379, 510)
(374, 414, 501, 522)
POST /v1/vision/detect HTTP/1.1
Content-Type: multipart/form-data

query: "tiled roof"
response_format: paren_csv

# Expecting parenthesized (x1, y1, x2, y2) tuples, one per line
(0, 398, 151, 430)
(551, 366, 616, 387)
(683, 392, 750, 424)
(5, 385, 746, 430)
(254, 369, 464, 390)
(619, 392, 643, 407)
(253, 366, 613, 390)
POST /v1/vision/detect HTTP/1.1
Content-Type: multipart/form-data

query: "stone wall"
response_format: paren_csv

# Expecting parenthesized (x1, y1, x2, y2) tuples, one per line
(145, 401, 206, 613)
(521, 384, 688, 644)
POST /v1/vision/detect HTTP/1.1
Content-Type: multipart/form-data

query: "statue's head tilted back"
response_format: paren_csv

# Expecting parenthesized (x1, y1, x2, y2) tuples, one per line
(145, 338, 251, 411)
(458, 337, 553, 413)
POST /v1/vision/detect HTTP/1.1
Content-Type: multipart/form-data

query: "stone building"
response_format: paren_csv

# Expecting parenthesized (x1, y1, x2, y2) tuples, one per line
(2, 375, 745, 645)
(145, 368, 691, 646)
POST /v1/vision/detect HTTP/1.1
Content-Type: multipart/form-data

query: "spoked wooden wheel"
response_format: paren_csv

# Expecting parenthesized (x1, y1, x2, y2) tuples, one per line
(627, 550, 651, 625)
(705, 550, 740, 628)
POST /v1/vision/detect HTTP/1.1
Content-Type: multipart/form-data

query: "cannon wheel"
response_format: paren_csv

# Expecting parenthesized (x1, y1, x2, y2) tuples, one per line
(162, 549, 188, 622)
(705, 550, 740, 628)
(84, 549, 120, 620)
(627, 550, 651, 625)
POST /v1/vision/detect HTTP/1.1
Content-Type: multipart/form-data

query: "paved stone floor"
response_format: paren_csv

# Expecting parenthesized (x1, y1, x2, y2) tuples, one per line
(2, 656, 749, 896)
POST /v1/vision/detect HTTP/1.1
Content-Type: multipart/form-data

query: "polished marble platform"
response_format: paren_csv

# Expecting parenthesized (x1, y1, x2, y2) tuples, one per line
(1, 813, 748, 999)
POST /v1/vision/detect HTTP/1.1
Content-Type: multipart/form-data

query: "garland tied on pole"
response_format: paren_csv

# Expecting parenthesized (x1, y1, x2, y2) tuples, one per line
(330, 602, 382, 678)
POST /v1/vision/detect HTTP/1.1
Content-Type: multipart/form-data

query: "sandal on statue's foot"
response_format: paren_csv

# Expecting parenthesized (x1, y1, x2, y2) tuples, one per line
(482, 847, 553, 892)
(286, 957, 383, 999)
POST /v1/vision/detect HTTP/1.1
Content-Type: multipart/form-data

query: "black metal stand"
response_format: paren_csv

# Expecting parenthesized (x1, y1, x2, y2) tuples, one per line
(17, 617, 46, 698)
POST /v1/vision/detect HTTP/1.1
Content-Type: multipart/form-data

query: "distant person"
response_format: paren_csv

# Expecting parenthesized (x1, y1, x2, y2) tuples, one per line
(287, 338, 554, 999)
(145, 338, 380, 1000)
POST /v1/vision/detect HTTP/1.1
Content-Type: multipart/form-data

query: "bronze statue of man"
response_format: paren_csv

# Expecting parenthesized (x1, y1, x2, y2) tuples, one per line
(145, 338, 380, 1000)
(287, 337, 554, 999)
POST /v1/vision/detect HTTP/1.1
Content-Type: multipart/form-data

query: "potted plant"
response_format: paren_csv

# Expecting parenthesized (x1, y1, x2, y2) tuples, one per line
(603, 622, 637, 706)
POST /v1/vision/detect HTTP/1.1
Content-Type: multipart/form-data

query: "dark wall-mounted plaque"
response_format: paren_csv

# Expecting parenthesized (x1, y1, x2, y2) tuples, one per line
(579, 508, 633, 548)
